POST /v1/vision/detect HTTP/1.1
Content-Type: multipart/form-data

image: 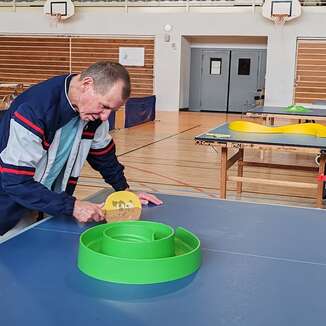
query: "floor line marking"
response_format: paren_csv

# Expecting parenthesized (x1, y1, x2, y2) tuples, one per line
(203, 247, 326, 267)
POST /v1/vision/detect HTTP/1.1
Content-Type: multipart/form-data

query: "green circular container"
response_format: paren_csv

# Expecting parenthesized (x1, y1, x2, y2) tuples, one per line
(101, 221, 175, 259)
(77, 221, 201, 284)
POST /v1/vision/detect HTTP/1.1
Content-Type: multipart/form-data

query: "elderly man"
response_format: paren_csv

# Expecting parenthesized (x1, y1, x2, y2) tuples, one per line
(0, 61, 162, 235)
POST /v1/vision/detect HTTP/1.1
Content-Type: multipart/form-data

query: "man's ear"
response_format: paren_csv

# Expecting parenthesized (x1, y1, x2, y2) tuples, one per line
(81, 76, 94, 93)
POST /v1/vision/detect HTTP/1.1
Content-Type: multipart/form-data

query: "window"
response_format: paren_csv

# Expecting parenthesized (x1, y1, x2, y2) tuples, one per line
(210, 58, 221, 75)
(238, 58, 251, 75)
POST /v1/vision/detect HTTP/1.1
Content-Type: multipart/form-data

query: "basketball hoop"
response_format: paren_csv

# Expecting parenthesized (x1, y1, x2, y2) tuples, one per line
(263, 0, 302, 25)
(43, 0, 75, 26)
(271, 14, 289, 25)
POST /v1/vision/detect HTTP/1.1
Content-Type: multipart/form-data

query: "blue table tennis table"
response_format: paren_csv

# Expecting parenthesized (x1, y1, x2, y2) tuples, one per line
(1, 189, 326, 325)
(246, 106, 326, 124)
(195, 122, 326, 207)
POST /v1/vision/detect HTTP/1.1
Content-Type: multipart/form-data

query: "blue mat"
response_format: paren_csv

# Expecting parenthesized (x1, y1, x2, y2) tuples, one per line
(125, 95, 156, 128)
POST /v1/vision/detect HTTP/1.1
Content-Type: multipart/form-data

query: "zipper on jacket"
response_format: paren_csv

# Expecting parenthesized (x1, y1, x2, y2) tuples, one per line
(39, 153, 49, 184)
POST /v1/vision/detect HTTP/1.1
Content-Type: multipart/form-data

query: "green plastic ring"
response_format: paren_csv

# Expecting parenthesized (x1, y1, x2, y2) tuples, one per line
(102, 221, 175, 259)
(77, 221, 201, 284)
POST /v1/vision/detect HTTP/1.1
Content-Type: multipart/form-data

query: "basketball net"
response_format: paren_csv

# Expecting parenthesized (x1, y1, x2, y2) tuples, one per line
(47, 13, 63, 27)
(271, 14, 288, 26)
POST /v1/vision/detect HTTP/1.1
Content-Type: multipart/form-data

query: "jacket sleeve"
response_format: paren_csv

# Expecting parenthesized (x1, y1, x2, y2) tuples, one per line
(87, 121, 129, 191)
(0, 104, 76, 217)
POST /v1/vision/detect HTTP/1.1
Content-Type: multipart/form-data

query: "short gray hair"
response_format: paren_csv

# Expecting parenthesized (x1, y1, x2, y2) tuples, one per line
(80, 61, 131, 100)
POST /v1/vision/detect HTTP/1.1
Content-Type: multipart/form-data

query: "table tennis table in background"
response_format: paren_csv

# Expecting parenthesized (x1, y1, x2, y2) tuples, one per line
(246, 105, 326, 124)
(195, 123, 326, 207)
(1, 189, 326, 325)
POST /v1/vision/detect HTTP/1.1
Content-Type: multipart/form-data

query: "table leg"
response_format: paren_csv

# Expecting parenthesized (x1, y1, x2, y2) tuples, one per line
(220, 147, 227, 199)
(317, 153, 326, 208)
(237, 148, 244, 195)
(270, 117, 275, 126)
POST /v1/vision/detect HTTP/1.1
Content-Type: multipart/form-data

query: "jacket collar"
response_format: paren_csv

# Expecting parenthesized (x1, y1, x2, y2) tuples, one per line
(58, 74, 79, 126)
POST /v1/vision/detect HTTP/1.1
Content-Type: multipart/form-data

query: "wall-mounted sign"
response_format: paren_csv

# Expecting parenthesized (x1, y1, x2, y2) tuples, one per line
(119, 47, 145, 66)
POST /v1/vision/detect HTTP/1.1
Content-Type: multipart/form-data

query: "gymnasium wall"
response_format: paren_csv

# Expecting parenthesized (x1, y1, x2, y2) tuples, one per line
(0, 6, 325, 110)
(0, 36, 154, 100)
(294, 40, 326, 104)
(180, 36, 191, 109)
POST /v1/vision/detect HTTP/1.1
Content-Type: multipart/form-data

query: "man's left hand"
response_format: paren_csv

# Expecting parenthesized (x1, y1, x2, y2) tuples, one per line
(137, 192, 163, 206)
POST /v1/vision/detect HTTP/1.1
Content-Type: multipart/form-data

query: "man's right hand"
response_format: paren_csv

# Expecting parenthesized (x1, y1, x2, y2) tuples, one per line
(73, 200, 104, 223)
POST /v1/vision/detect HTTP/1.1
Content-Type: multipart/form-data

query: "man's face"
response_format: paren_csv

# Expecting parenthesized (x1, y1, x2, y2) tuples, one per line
(77, 79, 125, 122)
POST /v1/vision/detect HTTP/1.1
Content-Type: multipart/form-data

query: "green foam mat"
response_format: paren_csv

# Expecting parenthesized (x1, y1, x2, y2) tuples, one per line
(286, 105, 310, 113)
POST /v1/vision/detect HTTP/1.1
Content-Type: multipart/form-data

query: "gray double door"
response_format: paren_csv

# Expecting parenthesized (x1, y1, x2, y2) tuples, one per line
(189, 48, 266, 112)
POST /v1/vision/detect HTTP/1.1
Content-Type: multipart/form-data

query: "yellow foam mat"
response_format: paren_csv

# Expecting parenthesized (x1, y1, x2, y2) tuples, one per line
(229, 121, 326, 138)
